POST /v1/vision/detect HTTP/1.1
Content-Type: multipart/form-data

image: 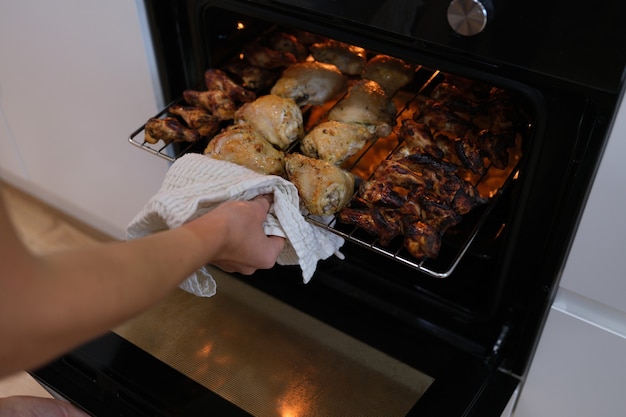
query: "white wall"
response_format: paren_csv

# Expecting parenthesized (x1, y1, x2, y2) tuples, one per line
(0, 0, 170, 239)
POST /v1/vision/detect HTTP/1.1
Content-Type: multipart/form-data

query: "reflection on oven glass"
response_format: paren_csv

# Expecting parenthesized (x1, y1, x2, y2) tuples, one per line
(115, 268, 433, 416)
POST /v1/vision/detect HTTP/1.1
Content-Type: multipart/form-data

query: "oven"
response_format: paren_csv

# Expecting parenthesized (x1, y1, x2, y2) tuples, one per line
(31, 0, 626, 416)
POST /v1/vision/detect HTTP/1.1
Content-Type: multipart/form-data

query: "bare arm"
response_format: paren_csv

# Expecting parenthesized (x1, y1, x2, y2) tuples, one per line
(0, 186, 285, 377)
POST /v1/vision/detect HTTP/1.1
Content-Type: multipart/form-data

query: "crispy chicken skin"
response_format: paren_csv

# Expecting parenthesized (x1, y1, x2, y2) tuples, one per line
(222, 61, 280, 92)
(363, 54, 414, 96)
(310, 40, 367, 75)
(235, 94, 304, 150)
(204, 68, 256, 103)
(328, 80, 397, 137)
(144, 117, 200, 144)
(183, 89, 238, 121)
(285, 153, 355, 216)
(271, 61, 347, 106)
(204, 124, 285, 176)
(300, 120, 376, 165)
(168, 105, 221, 137)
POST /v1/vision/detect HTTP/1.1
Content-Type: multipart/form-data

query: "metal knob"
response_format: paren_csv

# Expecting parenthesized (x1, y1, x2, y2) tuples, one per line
(447, 0, 489, 36)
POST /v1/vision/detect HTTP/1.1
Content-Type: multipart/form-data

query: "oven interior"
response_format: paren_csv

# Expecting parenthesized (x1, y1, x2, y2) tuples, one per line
(31, 1, 626, 416)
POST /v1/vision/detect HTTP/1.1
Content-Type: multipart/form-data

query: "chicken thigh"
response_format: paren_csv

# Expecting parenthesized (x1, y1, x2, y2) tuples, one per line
(271, 61, 347, 106)
(204, 124, 285, 176)
(285, 153, 355, 216)
(310, 40, 367, 75)
(144, 117, 200, 144)
(300, 120, 376, 165)
(328, 80, 397, 137)
(168, 105, 221, 137)
(235, 94, 304, 150)
(362, 54, 414, 96)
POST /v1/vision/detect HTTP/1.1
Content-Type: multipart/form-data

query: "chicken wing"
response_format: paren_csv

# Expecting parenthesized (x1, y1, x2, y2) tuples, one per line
(310, 40, 366, 75)
(285, 153, 355, 216)
(168, 105, 221, 137)
(328, 80, 397, 137)
(204, 68, 256, 103)
(300, 120, 376, 165)
(204, 124, 285, 176)
(235, 94, 304, 150)
(271, 61, 347, 106)
(144, 117, 200, 144)
(183, 89, 237, 120)
(362, 54, 414, 96)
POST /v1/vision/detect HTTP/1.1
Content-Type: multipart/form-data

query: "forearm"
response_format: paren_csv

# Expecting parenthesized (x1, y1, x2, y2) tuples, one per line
(1, 222, 224, 376)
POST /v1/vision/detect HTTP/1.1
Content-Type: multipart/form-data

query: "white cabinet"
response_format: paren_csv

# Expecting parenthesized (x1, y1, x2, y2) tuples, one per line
(513, 98, 626, 415)
(0, 1, 170, 239)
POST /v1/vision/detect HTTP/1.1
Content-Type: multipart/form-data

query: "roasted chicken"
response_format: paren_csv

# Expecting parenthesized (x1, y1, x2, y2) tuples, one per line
(203, 124, 285, 176)
(271, 61, 347, 106)
(300, 120, 376, 165)
(183, 89, 238, 121)
(204, 68, 256, 103)
(243, 41, 298, 69)
(310, 40, 367, 75)
(285, 153, 355, 216)
(362, 54, 414, 96)
(168, 105, 221, 137)
(222, 61, 280, 92)
(144, 117, 200, 144)
(235, 94, 304, 150)
(328, 80, 397, 137)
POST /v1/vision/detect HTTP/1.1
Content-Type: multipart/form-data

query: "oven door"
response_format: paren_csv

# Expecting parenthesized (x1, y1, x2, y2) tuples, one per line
(32, 268, 518, 417)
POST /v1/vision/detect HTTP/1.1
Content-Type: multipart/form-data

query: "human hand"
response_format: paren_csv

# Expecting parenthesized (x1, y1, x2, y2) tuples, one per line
(188, 194, 286, 275)
(0, 396, 90, 417)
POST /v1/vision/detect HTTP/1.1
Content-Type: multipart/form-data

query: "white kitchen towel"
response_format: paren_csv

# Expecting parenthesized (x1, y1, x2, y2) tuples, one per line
(126, 153, 344, 297)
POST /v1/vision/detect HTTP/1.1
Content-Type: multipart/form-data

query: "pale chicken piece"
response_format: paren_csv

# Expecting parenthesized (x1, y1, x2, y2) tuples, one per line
(328, 80, 397, 137)
(284, 153, 355, 216)
(300, 120, 376, 165)
(203, 124, 285, 176)
(168, 105, 221, 137)
(362, 54, 414, 96)
(183, 89, 237, 120)
(144, 117, 200, 144)
(310, 40, 367, 75)
(235, 94, 304, 150)
(271, 61, 347, 106)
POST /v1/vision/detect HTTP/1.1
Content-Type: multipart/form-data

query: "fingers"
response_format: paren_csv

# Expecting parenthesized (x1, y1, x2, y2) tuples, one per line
(252, 194, 273, 213)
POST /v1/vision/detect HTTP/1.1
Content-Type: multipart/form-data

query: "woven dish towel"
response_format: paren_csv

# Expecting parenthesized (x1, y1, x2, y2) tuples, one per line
(127, 153, 345, 297)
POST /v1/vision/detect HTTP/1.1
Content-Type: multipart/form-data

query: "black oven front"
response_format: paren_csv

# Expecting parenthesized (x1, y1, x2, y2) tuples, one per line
(32, 1, 626, 416)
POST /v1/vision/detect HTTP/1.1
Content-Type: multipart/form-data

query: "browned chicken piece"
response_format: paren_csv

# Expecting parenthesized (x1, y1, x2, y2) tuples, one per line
(310, 40, 367, 75)
(415, 99, 473, 140)
(398, 119, 484, 174)
(328, 80, 397, 137)
(243, 41, 297, 69)
(362, 54, 414, 96)
(284, 153, 355, 216)
(271, 61, 347, 106)
(300, 120, 376, 165)
(235, 94, 304, 150)
(268, 32, 309, 62)
(222, 61, 280, 92)
(144, 117, 200, 144)
(203, 124, 285, 176)
(430, 83, 482, 121)
(397, 119, 444, 159)
(473, 129, 513, 170)
(168, 105, 221, 137)
(402, 220, 442, 260)
(337, 206, 402, 246)
(204, 68, 256, 103)
(183, 89, 237, 120)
